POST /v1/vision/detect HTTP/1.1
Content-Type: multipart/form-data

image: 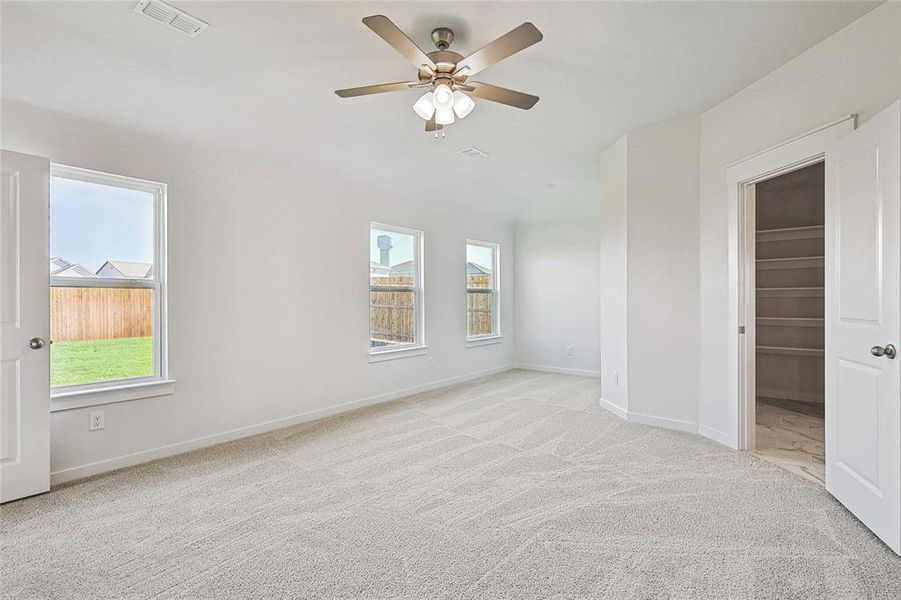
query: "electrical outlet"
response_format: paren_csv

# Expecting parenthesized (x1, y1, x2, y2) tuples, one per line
(612, 371, 619, 386)
(89, 410, 105, 431)
(565, 346, 574, 356)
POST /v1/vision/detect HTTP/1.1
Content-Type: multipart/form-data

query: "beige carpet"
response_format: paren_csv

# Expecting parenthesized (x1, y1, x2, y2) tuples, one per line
(2, 369, 899, 599)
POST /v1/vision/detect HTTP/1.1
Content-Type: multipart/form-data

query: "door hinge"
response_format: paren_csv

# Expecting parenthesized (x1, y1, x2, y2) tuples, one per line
(738, 325, 746, 334)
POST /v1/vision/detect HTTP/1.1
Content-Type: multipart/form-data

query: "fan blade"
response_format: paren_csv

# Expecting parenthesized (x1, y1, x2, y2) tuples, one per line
(425, 117, 443, 132)
(466, 81, 539, 109)
(453, 23, 542, 76)
(335, 81, 419, 98)
(362, 15, 437, 71)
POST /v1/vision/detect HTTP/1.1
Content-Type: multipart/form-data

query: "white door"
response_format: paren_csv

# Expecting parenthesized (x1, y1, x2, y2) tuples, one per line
(0, 150, 50, 503)
(825, 100, 901, 554)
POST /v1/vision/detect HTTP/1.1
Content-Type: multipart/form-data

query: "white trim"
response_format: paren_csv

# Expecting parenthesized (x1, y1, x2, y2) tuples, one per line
(51, 379, 176, 412)
(724, 115, 856, 168)
(724, 114, 855, 450)
(369, 221, 425, 352)
(466, 335, 502, 348)
(625, 410, 699, 434)
(515, 363, 601, 378)
(368, 345, 428, 363)
(598, 397, 699, 434)
(466, 239, 500, 340)
(598, 397, 628, 420)
(50, 364, 514, 485)
(698, 424, 733, 446)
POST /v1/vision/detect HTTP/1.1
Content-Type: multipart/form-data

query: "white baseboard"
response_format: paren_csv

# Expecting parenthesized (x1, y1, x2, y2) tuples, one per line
(513, 363, 601, 378)
(598, 397, 628, 419)
(50, 364, 515, 485)
(599, 397, 738, 448)
(698, 424, 735, 447)
(598, 397, 698, 434)
(626, 410, 699, 434)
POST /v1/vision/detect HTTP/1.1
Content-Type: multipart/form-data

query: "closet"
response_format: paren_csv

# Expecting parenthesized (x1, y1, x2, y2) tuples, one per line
(754, 162, 825, 484)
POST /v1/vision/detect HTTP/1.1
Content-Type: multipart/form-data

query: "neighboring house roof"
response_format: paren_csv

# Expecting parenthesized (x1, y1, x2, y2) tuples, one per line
(50, 257, 97, 277)
(467, 262, 491, 275)
(49, 257, 72, 275)
(388, 260, 416, 275)
(371, 261, 489, 277)
(97, 260, 153, 278)
(369, 261, 390, 275)
(54, 264, 97, 278)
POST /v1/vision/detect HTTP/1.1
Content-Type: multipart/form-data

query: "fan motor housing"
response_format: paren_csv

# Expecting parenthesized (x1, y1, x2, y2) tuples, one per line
(418, 50, 465, 82)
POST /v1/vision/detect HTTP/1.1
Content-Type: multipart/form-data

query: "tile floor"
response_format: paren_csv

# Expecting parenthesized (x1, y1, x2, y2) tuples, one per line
(754, 397, 825, 485)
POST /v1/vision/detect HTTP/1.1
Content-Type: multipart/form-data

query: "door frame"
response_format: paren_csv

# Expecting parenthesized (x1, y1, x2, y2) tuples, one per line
(725, 115, 856, 450)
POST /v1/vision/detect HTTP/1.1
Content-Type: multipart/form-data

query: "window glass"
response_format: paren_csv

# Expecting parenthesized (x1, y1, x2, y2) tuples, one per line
(50, 177, 153, 279)
(50, 288, 153, 386)
(370, 226, 422, 350)
(49, 169, 163, 389)
(466, 242, 498, 338)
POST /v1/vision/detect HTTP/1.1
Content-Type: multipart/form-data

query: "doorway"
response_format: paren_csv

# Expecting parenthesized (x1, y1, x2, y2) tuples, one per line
(751, 163, 825, 485)
(728, 104, 900, 553)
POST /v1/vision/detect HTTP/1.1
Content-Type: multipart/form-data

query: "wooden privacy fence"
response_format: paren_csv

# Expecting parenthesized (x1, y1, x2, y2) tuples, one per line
(370, 289, 415, 344)
(51, 287, 152, 342)
(369, 273, 494, 344)
(466, 291, 493, 336)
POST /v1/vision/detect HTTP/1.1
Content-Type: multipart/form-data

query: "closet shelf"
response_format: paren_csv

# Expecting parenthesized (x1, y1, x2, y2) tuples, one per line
(756, 317, 824, 327)
(756, 225, 824, 242)
(756, 256, 824, 270)
(757, 346, 825, 357)
(756, 287, 824, 298)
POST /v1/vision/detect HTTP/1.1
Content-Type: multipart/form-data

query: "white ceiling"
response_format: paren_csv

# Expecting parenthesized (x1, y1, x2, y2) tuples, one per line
(1, 1, 880, 223)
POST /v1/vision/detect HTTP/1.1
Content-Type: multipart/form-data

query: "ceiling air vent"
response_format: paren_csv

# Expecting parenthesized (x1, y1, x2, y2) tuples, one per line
(134, 0, 208, 37)
(460, 147, 489, 158)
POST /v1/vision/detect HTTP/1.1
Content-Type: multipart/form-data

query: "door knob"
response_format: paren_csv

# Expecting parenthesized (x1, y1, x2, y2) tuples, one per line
(28, 337, 46, 350)
(871, 344, 896, 359)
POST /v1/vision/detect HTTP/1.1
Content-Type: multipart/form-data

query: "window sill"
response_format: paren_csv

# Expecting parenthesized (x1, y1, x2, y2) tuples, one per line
(466, 335, 503, 348)
(368, 346, 429, 363)
(50, 379, 176, 412)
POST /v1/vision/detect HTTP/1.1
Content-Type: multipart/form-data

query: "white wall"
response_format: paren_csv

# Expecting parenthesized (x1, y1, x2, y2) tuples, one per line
(599, 137, 629, 410)
(1, 100, 516, 482)
(597, 118, 700, 424)
(626, 116, 700, 424)
(697, 1, 900, 442)
(596, 2, 899, 441)
(514, 220, 600, 376)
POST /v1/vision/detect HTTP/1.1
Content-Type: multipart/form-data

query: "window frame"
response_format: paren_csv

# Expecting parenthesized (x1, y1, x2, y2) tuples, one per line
(49, 164, 172, 410)
(465, 239, 501, 345)
(368, 222, 426, 361)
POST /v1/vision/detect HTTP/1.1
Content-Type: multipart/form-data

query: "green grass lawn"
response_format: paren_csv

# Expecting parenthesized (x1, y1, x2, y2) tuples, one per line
(51, 336, 153, 387)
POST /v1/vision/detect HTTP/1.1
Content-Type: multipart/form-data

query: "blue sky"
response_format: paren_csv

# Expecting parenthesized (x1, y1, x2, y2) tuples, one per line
(50, 177, 153, 272)
(369, 228, 493, 271)
(466, 243, 493, 272)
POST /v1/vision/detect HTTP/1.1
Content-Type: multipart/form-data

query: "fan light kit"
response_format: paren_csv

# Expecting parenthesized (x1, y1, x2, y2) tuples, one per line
(336, 16, 542, 136)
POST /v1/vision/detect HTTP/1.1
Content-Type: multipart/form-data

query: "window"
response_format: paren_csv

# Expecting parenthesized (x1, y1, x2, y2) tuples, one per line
(466, 240, 500, 341)
(369, 223, 424, 357)
(49, 165, 168, 400)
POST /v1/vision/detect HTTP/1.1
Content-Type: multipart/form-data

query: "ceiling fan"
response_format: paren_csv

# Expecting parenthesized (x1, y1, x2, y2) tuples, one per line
(335, 15, 543, 133)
